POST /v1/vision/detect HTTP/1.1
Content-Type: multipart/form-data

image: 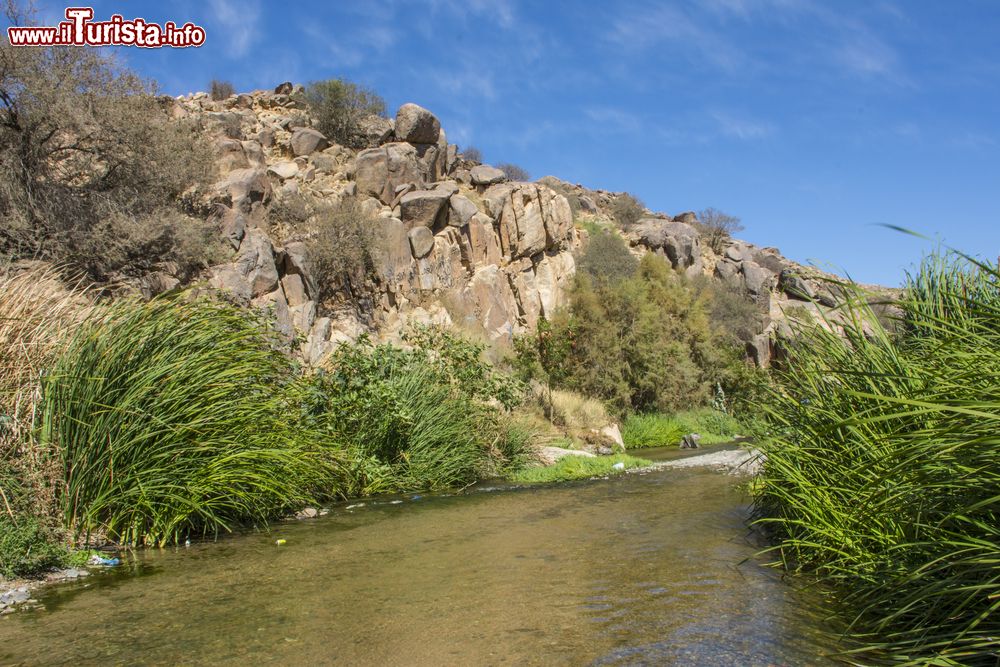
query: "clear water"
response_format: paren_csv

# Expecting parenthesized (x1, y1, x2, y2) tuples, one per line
(0, 452, 839, 665)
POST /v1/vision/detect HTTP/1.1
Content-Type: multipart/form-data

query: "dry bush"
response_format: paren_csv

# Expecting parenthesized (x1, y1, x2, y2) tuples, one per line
(303, 196, 380, 301)
(210, 79, 235, 101)
(497, 162, 531, 182)
(547, 388, 610, 430)
(0, 34, 215, 279)
(461, 145, 483, 162)
(609, 193, 647, 229)
(696, 207, 744, 253)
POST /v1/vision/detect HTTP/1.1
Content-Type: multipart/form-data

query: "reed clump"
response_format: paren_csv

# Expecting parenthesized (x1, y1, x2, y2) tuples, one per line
(753, 252, 1000, 665)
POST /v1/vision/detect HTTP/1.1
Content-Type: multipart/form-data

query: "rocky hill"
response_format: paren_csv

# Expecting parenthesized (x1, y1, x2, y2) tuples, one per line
(149, 82, 886, 368)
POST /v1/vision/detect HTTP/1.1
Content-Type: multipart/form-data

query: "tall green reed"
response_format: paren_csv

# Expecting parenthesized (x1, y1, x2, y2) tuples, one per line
(41, 295, 341, 546)
(753, 252, 1000, 665)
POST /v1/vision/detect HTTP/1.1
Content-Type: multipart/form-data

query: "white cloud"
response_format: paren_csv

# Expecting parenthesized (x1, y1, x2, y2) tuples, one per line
(711, 110, 774, 139)
(208, 0, 261, 58)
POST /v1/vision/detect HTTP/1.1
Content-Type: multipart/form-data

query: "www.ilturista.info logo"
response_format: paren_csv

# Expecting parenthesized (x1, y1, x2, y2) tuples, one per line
(7, 7, 206, 47)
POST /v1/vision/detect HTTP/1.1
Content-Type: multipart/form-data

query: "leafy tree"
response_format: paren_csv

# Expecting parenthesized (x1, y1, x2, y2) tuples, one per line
(303, 78, 386, 148)
(517, 254, 752, 415)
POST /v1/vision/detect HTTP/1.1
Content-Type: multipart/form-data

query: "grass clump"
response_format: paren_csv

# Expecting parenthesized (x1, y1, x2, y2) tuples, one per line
(622, 409, 743, 449)
(511, 453, 651, 484)
(753, 251, 1000, 664)
(41, 295, 339, 546)
(621, 414, 684, 448)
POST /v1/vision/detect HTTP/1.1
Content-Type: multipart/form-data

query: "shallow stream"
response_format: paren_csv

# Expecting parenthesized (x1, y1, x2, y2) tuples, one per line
(0, 446, 839, 665)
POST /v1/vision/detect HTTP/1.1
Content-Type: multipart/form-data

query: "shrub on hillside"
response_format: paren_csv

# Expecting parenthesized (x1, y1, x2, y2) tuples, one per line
(461, 145, 483, 162)
(577, 229, 639, 284)
(210, 79, 236, 101)
(303, 78, 387, 148)
(497, 162, 531, 182)
(0, 35, 214, 279)
(303, 196, 380, 301)
(609, 193, 647, 229)
(695, 207, 744, 253)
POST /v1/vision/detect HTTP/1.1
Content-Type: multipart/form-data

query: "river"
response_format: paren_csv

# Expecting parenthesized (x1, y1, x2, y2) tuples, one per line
(0, 447, 839, 665)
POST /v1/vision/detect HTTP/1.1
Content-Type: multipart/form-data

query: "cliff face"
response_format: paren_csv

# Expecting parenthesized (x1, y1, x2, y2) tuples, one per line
(152, 83, 885, 368)
(156, 87, 579, 365)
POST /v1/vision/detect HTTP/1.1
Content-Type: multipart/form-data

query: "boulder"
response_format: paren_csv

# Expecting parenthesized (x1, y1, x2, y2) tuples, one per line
(471, 164, 507, 186)
(408, 226, 435, 259)
(466, 212, 502, 266)
(630, 218, 703, 276)
(267, 161, 299, 180)
(484, 183, 574, 260)
(394, 103, 441, 144)
(400, 189, 451, 230)
(448, 194, 478, 227)
(748, 332, 773, 367)
(741, 260, 775, 296)
(714, 258, 740, 282)
(235, 231, 280, 298)
(779, 268, 816, 300)
(274, 81, 293, 95)
(216, 138, 248, 172)
(357, 115, 394, 147)
(289, 128, 330, 156)
(373, 217, 414, 287)
(223, 168, 272, 208)
(355, 142, 426, 204)
(674, 211, 697, 224)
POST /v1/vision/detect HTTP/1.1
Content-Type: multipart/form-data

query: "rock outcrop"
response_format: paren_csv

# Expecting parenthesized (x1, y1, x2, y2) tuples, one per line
(154, 87, 888, 370)
(165, 88, 581, 364)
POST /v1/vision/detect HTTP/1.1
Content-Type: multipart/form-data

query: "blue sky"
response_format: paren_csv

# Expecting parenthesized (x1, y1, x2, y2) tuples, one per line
(25, 1, 1000, 285)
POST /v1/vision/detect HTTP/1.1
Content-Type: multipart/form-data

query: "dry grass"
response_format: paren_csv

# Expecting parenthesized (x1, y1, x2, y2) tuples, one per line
(547, 388, 610, 431)
(0, 265, 90, 519)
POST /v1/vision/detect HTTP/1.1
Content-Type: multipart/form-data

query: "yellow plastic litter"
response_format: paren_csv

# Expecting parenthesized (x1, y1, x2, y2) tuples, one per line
(275, 539, 287, 546)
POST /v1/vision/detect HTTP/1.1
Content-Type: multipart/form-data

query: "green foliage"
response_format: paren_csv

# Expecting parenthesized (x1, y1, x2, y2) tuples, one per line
(511, 453, 651, 483)
(403, 325, 526, 410)
(40, 295, 338, 546)
(577, 230, 639, 284)
(621, 414, 685, 448)
(303, 329, 528, 494)
(496, 162, 531, 181)
(209, 79, 235, 101)
(672, 408, 743, 444)
(0, 512, 64, 579)
(303, 78, 387, 148)
(518, 254, 750, 416)
(622, 409, 743, 449)
(753, 251, 1000, 664)
(609, 193, 646, 229)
